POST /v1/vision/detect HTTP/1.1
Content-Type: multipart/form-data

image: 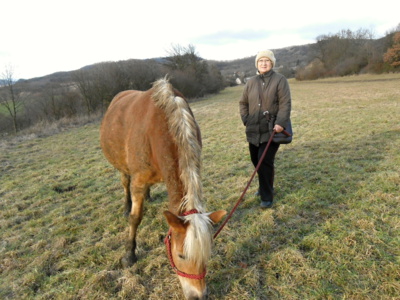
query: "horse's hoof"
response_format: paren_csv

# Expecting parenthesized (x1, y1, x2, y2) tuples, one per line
(121, 253, 137, 268)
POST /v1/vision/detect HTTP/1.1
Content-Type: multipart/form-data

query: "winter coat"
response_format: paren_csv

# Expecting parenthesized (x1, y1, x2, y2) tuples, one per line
(239, 70, 291, 146)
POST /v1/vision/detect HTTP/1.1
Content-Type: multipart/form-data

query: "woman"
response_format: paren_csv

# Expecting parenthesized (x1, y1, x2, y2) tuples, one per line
(239, 50, 291, 208)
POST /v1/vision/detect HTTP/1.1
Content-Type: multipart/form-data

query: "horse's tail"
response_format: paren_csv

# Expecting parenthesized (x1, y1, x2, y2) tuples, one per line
(151, 77, 204, 213)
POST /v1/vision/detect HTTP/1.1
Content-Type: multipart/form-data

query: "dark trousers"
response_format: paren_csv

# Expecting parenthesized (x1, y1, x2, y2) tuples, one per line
(249, 141, 280, 202)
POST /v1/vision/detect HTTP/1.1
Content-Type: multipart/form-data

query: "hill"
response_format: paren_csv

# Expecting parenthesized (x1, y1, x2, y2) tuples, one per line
(17, 44, 314, 88)
(211, 44, 312, 76)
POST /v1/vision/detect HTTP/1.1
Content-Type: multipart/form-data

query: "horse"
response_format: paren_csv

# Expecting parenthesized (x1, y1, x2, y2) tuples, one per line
(100, 77, 226, 300)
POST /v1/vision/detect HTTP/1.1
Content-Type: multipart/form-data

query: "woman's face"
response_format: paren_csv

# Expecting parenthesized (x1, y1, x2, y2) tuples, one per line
(257, 58, 273, 74)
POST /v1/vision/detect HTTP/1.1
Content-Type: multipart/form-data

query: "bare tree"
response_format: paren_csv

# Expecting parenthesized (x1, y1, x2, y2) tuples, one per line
(38, 83, 62, 121)
(164, 44, 224, 98)
(165, 44, 200, 70)
(73, 60, 164, 113)
(309, 28, 375, 77)
(122, 60, 162, 91)
(31, 83, 80, 121)
(72, 68, 97, 115)
(0, 66, 24, 133)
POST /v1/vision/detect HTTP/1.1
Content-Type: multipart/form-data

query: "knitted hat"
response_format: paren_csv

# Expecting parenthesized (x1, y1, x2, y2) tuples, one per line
(255, 50, 276, 68)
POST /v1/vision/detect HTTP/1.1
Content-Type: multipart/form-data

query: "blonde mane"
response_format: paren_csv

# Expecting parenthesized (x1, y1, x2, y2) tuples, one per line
(152, 77, 212, 265)
(152, 77, 204, 213)
(182, 213, 213, 266)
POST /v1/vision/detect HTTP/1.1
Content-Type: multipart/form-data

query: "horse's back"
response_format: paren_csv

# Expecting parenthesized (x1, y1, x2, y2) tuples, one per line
(100, 88, 175, 182)
(101, 89, 152, 171)
(104, 90, 147, 124)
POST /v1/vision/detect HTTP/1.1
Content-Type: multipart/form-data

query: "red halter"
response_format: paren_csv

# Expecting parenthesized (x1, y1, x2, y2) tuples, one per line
(164, 209, 207, 280)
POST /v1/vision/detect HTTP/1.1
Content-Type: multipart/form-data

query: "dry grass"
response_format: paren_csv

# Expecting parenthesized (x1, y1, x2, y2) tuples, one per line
(1, 73, 399, 299)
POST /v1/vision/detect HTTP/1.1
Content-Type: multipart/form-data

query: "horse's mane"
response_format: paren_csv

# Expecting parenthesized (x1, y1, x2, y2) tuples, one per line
(152, 77, 212, 266)
(151, 77, 204, 213)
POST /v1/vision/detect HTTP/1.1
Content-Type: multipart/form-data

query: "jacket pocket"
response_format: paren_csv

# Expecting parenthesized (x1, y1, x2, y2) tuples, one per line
(245, 114, 257, 134)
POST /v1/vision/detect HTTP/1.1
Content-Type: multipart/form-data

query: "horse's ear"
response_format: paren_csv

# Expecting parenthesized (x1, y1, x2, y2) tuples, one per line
(209, 210, 227, 224)
(163, 211, 187, 233)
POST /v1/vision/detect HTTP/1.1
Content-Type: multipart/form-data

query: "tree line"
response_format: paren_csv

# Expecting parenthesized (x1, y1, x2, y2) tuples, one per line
(0, 45, 225, 135)
(295, 25, 400, 80)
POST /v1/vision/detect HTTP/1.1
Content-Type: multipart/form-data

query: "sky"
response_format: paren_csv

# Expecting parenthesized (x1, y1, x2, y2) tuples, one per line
(1, 0, 399, 79)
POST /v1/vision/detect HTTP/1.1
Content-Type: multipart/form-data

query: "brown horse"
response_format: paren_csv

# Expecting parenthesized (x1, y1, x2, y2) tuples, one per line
(100, 77, 226, 300)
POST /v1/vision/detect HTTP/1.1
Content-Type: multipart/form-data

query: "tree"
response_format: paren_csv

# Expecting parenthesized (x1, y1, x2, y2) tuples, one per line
(117, 59, 162, 92)
(72, 68, 98, 115)
(383, 32, 400, 68)
(306, 28, 375, 78)
(30, 83, 80, 122)
(73, 60, 163, 114)
(165, 44, 200, 71)
(0, 66, 24, 133)
(164, 44, 224, 98)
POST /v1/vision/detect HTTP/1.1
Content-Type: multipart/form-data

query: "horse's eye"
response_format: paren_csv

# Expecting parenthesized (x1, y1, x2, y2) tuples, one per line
(178, 254, 186, 260)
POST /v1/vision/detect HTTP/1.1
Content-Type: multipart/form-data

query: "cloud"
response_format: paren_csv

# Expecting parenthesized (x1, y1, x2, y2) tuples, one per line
(194, 29, 274, 45)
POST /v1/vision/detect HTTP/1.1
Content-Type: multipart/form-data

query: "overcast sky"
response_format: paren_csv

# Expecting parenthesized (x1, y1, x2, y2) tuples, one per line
(1, 0, 399, 79)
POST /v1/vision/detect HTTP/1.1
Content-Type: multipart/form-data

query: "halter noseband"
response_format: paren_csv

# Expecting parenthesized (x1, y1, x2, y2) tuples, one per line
(164, 209, 207, 280)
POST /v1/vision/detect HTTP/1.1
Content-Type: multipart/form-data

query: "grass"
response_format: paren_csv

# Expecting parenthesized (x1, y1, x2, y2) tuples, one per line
(1, 73, 399, 299)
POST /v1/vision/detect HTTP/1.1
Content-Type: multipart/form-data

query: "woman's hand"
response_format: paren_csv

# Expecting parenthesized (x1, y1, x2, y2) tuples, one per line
(274, 124, 284, 133)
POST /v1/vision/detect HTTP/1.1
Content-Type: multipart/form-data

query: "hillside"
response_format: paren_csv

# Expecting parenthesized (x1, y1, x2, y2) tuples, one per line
(17, 44, 314, 88)
(211, 44, 312, 76)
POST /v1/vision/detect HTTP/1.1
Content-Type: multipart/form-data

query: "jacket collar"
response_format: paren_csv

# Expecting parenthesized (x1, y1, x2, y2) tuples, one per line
(257, 69, 274, 78)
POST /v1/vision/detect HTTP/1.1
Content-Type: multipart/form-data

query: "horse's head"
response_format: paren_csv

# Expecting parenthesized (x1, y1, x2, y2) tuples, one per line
(164, 210, 226, 300)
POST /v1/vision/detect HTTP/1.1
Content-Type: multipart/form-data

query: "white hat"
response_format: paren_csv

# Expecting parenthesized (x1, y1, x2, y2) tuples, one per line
(255, 50, 276, 68)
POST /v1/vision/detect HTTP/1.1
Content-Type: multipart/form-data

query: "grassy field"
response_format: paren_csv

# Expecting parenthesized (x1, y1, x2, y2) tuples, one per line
(1, 73, 399, 299)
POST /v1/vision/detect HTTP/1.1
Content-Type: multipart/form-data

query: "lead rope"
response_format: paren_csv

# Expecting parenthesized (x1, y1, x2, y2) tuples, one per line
(214, 129, 290, 239)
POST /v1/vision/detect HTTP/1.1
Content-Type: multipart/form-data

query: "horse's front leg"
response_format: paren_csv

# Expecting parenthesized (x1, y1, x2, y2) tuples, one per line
(121, 182, 146, 268)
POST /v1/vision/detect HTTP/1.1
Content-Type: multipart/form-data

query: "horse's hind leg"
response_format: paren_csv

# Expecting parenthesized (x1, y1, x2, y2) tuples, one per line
(145, 186, 154, 201)
(121, 173, 132, 217)
(121, 179, 147, 268)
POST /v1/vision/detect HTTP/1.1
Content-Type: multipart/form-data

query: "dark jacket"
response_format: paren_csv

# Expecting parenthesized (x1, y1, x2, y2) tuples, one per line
(239, 70, 291, 146)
